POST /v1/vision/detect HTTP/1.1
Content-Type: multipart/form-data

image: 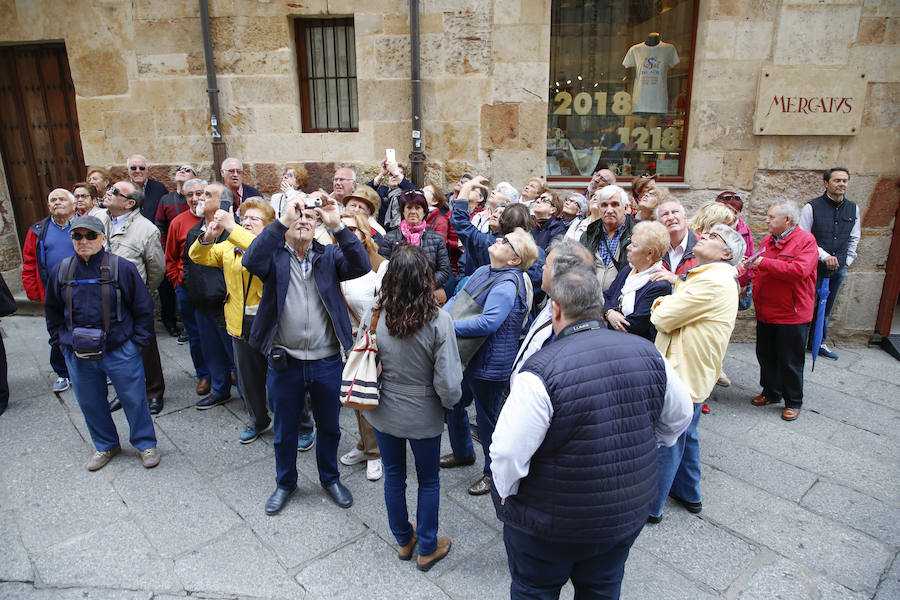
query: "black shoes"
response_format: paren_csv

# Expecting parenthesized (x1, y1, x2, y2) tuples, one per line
(196, 394, 230, 410)
(322, 481, 353, 508)
(148, 397, 164, 415)
(109, 397, 122, 412)
(265, 486, 297, 515)
(669, 492, 702, 514)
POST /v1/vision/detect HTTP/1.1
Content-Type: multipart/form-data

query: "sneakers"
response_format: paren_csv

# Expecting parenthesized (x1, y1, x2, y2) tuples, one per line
(417, 536, 451, 572)
(367, 459, 383, 481)
(298, 430, 316, 452)
(240, 422, 271, 444)
(818, 343, 838, 360)
(87, 447, 121, 471)
(177, 333, 189, 344)
(195, 394, 230, 410)
(340, 448, 366, 466)
(53, 377, 70, 393)
(716, 371, 731, 387)
(141, 446, 161, 468)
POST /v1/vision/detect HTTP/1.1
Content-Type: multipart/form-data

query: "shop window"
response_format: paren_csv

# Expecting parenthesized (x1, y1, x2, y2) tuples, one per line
(295, 17, 358, 132)
(547, 0, 698, 181)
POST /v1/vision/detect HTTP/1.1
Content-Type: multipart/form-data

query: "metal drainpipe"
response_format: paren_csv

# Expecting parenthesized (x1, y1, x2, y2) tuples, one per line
(199, 0, 227, 180)
(408, 0, 425, 187)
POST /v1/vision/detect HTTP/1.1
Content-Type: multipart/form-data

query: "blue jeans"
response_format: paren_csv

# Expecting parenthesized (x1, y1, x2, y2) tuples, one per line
(810, 265, 846, 344)
(174, 284, 209, 379)
(193, 310, 235, 398)
(503, 524, 639, 600)
(651, 402, 703, 517)
(447, 375, 505, 477)
(49, 342, 69, 379)
(267, 352, 342, 490)
(63, 340, 157, 452)
(373, 428, 441, 555)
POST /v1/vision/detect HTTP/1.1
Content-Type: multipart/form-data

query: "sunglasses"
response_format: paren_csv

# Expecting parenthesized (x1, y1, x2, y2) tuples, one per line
(720, 194, 741, 202)
(129, 165, 146, 171)
(500, 237, 520, 259)
(105, 187, 132, 200)
(536, 195, 553, 204)
(178, 166, 195, 174)
(71, 231, 100, 241)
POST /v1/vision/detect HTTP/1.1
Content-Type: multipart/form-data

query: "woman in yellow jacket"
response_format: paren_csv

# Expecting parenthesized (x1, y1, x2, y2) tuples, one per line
(189, 198, 277, 444)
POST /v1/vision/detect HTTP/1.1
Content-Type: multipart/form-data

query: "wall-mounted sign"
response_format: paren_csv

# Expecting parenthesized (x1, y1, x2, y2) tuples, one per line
(753, 67, 867, 136)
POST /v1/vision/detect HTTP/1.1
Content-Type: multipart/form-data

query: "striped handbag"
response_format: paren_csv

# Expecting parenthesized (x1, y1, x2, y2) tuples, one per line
(340, 307, 381, 411)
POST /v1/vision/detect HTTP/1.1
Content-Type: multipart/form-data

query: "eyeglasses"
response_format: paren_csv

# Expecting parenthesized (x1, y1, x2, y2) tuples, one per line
(128, 165, 146, 171)
(706, 232, 726, 244)
(720, 194, 741, 202)
(73, 193, 92, 199)
(71, 231, 99, 241)
(105, 187, 132, 200)
(594, 173, 610, 185)
(536, 195, 553, 204)
(499, 237, 520, 259)
(224, 168, 242, 174)
(178, 166, 195, 174)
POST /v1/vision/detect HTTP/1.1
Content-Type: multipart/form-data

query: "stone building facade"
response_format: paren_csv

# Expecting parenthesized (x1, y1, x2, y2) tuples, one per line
(0, 0, 897, 344)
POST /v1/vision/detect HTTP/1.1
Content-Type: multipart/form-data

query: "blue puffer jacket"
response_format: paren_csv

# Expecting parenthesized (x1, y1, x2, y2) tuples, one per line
(448, 265, 528, 381)
(44, 249, 155, 352)
(241, 221, 371, 355)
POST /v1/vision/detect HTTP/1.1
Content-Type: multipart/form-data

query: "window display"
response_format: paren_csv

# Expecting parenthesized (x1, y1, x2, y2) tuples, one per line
(547, 1, 697, 181)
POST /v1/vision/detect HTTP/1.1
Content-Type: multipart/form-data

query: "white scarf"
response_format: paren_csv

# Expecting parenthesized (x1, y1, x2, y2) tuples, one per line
(619, 261, 664, 316)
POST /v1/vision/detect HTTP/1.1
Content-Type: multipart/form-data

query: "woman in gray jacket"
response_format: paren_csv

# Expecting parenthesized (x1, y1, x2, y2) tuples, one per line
(362, 244, 463, 572)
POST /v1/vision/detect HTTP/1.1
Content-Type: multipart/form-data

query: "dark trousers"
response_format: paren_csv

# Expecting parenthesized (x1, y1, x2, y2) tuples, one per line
(503, 524, 640, 600)
(141, 333, 166, 400)
(194, 310, 236, 399)
(158, 278, 178, 331)
(232, 332, 269, 430)
(0, 331, 8, 410)
(756, 321, 810, 409)
(372, 428, 441, 555)
(447, 375, 505, 477)
(809, 265, 846, 344)
(174, 284, 209, 379)
(267, 352, 342, 490)
(49, 342, 68, 379)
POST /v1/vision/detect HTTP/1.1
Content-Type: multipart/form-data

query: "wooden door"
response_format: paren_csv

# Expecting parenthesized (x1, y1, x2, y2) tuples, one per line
(0, 43, 85, 247)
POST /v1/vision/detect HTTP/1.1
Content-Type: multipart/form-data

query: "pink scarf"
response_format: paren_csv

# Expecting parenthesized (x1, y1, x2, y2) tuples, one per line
(400, 219, 426, 247)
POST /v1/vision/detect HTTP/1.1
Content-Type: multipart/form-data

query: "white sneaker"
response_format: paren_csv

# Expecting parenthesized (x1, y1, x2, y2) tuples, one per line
(340, 448, 366, 466)
(716, 371, 731, 387)
(367, 459, 383, 481)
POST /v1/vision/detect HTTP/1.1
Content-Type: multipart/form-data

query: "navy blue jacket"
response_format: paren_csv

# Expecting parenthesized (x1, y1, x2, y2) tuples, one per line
(530, 216, 567, 252)
(140, 178, 169, 225)
(602, 265, 672, 341)
(44, 249, 155, 352)
(241, 221, 370, 355)
(494, 323, 667, 543)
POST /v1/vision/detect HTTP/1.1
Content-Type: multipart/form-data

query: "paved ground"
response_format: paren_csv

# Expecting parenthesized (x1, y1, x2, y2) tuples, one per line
(0, 313, 898, 600)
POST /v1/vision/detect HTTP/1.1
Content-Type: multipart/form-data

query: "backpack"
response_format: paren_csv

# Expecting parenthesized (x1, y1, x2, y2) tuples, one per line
(57, 254, 122, 360)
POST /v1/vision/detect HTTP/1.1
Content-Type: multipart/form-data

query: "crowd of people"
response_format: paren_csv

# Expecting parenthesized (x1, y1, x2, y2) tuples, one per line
(10, 154, 859, 596)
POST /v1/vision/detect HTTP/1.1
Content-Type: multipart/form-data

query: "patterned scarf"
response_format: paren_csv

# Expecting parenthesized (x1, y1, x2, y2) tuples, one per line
(400, 219, 426, 247)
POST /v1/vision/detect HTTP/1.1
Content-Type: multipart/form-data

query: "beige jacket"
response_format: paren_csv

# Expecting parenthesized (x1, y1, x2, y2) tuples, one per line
(98, 209, 165, 290)
(651, 262, 738, 403)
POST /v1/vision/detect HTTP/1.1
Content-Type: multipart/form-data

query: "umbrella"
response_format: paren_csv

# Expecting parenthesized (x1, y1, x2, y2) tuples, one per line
(810, 278, 831, 372)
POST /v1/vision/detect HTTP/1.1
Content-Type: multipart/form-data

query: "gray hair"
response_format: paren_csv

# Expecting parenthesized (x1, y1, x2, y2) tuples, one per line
(594, 184, 627, 205)
(770, 199, 801, 225)
(221, 157, 243, 171)
(48, 188, 75, 203)
(548, 237, 594, 279)
(126, 154, 149, 168)
(549, 267, 604, 322)
(654, 199, 686, 220)
(336, 167, 357, 181)
(183, 178, 208, 190)
(206, 181, 233, 204)
(495, 181, 520, 204)
(711, 224, 746, 267)
(565, 192, 587, 214)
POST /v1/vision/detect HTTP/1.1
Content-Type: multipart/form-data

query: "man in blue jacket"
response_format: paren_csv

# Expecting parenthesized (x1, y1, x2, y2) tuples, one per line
(242, 193, 370, 515)
(44, 216, 160, 472)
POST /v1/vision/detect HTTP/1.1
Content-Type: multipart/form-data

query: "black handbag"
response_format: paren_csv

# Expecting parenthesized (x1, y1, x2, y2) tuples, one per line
(0, 273, 16, 317)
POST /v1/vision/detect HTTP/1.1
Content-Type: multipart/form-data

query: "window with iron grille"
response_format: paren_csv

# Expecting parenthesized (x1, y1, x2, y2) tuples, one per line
(295, 17, 358, 132)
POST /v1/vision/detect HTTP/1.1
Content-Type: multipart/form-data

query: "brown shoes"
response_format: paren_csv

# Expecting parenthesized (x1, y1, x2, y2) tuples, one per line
(781, 407, 800, 421)
(141, 446, 161, 468)
(196, 378, 211, 396)
(467, 476, 492, 496)
(751, 394, 777, 406)
(417, 536, 451, 571)
(87, 447, 121, 471)
(440, 453, 475, 468)
(398, 532, 418, 561)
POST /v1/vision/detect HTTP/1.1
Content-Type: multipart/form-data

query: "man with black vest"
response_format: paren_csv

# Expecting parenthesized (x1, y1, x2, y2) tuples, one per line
(490, 267, 692, 599)
(798, 167, 859, 360)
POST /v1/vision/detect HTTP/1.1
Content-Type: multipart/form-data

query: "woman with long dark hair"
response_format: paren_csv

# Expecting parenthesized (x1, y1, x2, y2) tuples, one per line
(361, 245, 463, 571)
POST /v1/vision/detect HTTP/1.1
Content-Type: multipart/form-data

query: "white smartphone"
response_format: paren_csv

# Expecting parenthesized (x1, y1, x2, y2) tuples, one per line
(385, 148, 396, 163)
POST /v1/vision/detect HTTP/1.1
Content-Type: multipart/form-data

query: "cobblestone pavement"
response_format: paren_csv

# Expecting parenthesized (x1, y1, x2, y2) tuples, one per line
(1, 314, 898, 599)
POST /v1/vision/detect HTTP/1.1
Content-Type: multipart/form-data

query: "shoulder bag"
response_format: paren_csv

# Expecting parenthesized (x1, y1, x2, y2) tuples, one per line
(340, 307, 381, 411)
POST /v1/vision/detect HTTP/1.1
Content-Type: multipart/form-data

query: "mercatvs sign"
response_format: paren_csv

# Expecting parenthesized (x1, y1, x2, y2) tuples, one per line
(753, 67, 867, 136)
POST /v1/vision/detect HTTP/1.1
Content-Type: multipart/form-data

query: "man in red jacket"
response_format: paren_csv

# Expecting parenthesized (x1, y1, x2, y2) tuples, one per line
(744, 200, 818, 421)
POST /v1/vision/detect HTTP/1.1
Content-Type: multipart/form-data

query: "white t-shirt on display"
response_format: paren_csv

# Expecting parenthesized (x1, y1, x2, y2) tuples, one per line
(622, 42, 680, 114)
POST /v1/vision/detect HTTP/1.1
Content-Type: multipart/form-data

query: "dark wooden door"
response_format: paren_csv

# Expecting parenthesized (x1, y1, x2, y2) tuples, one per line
(0, 43, 85, 247)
